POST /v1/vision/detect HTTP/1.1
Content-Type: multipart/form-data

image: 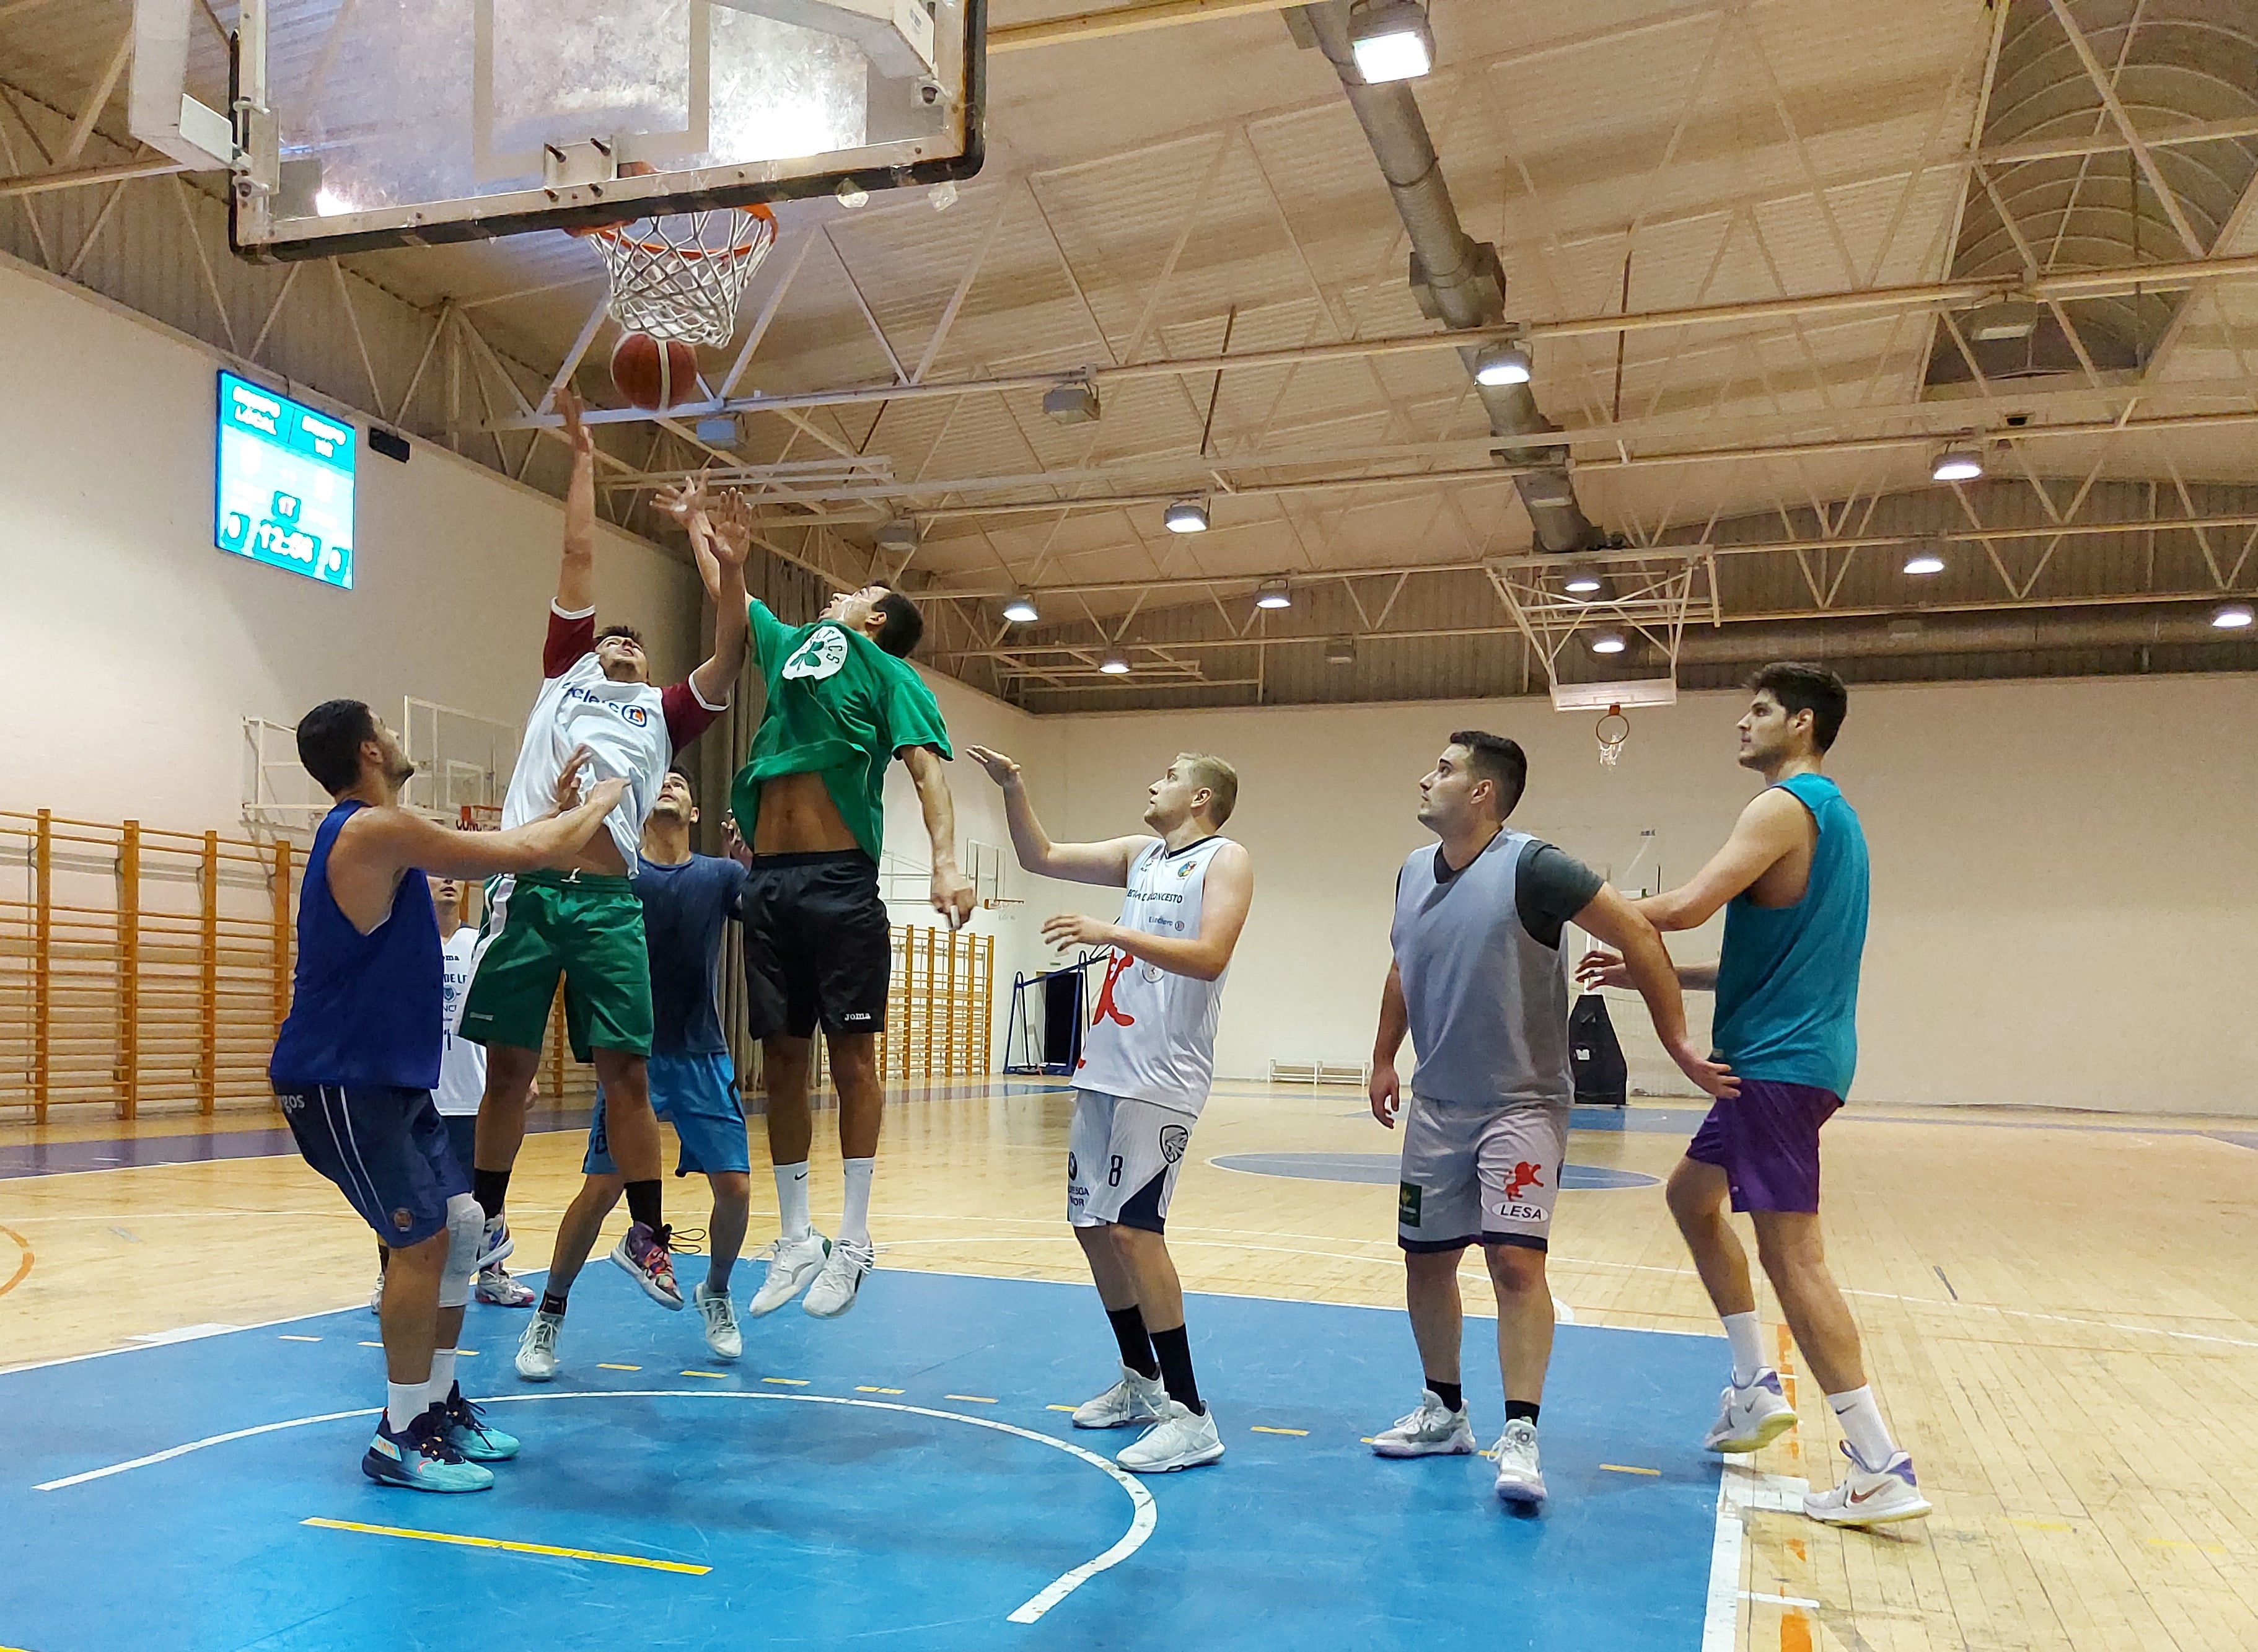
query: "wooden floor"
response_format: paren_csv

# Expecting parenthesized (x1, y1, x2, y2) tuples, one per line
(4, 1081, 2256, 1651)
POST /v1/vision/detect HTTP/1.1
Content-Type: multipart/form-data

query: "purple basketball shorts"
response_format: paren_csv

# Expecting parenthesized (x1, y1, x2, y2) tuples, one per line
(1684, 1079, 1843, 1213)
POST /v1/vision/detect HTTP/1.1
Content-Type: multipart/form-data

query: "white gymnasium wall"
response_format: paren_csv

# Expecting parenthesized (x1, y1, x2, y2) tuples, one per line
(1035, 677, 2258, 1117)
(0, 256, 702, 829)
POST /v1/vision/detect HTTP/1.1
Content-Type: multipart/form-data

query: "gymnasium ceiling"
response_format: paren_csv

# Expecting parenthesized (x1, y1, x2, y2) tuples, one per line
(4, 0, 2257, 710)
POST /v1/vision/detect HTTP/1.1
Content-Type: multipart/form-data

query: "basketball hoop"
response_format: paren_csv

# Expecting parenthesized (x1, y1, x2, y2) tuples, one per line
(1596, 704, 1630, 769)
(577, 204, 776, 348)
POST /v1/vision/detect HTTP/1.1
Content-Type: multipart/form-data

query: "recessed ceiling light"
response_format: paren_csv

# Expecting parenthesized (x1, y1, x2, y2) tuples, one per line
(1931, 446, 1984, 483)
(1002, 594, 1039, 624)
(1164, 499, 1209, 534)
(1589, 630, 1627, 656)
(1348, 0, 1434, 82)
(1099, 651, 1131, 675)
(1255, 578, 1292, 610)
(2212, 601, 2254, 630)
(1474, 341, 1531, 386)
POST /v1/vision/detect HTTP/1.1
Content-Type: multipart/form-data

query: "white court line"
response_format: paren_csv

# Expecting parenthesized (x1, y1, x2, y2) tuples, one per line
(33, 1389, 1154, 1626)
(1703, 1465, 1812, 1652)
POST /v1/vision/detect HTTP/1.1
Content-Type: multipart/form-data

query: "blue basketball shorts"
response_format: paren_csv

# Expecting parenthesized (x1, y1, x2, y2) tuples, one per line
(584, 1050, 750, 1179)
(275, 1083, 470, 1246)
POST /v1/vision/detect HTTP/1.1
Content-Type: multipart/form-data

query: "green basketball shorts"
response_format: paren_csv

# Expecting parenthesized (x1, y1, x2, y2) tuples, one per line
(459, 871, 654, 1061)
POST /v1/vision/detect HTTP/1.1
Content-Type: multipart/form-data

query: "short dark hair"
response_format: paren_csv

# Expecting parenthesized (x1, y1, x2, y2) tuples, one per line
(666, 766, 693, 788)
(1447, 730, 1528, 817)
(296, 699, 379, 796)
(595, 623, 644, 648)
(872, 585, 923, 657)
(1747, 662, 1848, 752)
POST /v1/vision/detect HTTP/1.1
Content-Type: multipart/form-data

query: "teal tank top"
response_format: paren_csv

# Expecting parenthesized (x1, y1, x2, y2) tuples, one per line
(1711, 773, 1867, 1098)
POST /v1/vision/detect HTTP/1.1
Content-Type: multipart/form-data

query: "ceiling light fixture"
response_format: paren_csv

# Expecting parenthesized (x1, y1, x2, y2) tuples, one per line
(1348, 0, 1435, 82)
(1099, 651, 1131, 675)
(1589, 630, 1627, 656)
(1254, 578, 1293, 610)
(1473, 341, 1531, 386)
(1164, 498, 1209, 534)
(1931, 446, 1984, 483)
(1561, 565, 1602, 595)
(1902, 542, 1946, 575)
(2212, 601, 2254, 630)
(1002, 594, 1039, 624)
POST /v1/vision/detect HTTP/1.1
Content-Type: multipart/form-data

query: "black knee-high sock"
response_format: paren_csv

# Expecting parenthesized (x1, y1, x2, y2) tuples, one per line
(1108, 1305, 1159, 1379)
(625, 1180, 663, 1232)
(1149, 1325, 1203, 1417)
(472, 1167, 511, 1223)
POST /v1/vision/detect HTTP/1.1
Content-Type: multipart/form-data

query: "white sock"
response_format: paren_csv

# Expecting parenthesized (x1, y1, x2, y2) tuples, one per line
(1827, 1385, 1897, 1470)
(840, 1157, 876, 1247)
(385, 1381, 425, 1433)
(424, 1347, 458, 1412)
(775, 1161, 812, 1239)
(1722, 1312, 1765, 1387)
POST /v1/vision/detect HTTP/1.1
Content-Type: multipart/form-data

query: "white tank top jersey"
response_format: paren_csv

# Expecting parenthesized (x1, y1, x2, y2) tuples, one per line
(433, 926, 486, 1117)
(499, 649, 672, 867)
(1073, 835, 1237, 1117)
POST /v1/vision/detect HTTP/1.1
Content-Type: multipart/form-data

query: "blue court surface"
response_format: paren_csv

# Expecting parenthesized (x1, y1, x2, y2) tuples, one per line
(2, 1267, 1726, 1652)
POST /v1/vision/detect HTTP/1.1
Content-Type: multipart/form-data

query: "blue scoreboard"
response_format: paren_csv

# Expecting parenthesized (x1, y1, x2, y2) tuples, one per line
(215, 371, 355, 589)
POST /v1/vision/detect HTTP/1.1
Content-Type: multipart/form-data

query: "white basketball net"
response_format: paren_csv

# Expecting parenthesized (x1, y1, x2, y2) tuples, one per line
(588, 206, 776, 347)
(1596, 706, 1630, 769)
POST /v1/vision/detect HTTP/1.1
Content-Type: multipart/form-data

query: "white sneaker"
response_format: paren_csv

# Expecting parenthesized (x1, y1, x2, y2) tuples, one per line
(1116, 1400, 1225, 1474)
(1703, 1369, 1799, 1453)
(695, 1281, 742, 1361)
(514, 1309, 563, 1382)
(1491, 1418, 1547, 1508)
(1072, 1364, 1167, 1430)
(749, 1232, 830, 1317)
(474, 1213, 514, 1272)
(1803, 1443, 1932, 1526)
(1372, 1389, 1476, 1457)
(369, 1271, 385, 1315)
(802, 1239, 876, 1318)
(474, 1265, 535, 1309)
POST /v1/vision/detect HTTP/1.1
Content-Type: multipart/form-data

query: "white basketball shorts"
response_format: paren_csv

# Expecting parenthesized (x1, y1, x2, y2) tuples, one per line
(1395, 1093, 1570, 1254)
(1066, 1089, 1198, 1233)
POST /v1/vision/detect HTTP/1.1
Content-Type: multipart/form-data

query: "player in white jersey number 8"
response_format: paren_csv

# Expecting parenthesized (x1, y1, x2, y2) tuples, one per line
(966, 745, 1254, 1475)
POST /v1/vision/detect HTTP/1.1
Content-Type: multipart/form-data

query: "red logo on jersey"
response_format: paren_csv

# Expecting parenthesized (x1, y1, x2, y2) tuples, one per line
(1091, 950, 1138, 1030)
(1505, 1162, 1545, 1202)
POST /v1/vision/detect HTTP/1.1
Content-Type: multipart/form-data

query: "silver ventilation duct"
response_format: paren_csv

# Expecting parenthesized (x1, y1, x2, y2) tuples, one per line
(1674, 607, 2241, 666)
(1294, 2, 1597, 555)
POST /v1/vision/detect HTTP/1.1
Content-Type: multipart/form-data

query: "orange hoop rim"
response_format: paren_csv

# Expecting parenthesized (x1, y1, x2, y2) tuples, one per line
(568, 201, 775, 258)
(1595, 702, 1630, 744)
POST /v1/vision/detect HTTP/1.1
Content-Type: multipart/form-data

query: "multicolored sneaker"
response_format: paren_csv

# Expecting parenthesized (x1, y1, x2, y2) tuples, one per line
(1371, 1389, 1476, 1457)
(474, 1265, 535, 1308)
(361, 1408, 494, 1493)
(438, 1385, 521, 1462)
(610, 1223, 684, 1311)
(1803, 1443, 1932, 1526)
(1703, 1369, 1799, 1453)
(473, 1213, 514, 1272)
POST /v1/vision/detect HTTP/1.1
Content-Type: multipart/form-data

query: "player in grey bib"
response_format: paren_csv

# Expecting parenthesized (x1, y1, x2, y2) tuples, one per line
(1368, 732, 1737, 1510)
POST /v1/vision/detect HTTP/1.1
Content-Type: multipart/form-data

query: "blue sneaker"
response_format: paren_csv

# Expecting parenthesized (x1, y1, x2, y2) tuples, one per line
(361, 1407, 495, 1493)
(439, 1385, 521, 1462)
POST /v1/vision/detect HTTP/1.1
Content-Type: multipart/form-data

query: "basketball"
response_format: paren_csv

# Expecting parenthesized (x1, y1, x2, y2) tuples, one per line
(610, 330, 700, 411)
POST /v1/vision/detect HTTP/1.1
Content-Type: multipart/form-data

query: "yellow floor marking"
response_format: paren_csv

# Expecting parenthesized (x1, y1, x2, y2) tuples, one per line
(2009, 1518, 2075, 1532)
(278, 1335, 320, 1343)
(2146, 1537, 2228, 1554)
(1250, 1426, 1308, 1436)
(680, 1370, 727, 1379)
(1048, 1405, 1079, 1413)
(597, 1363, 641, 1372)
(302, 1517, 708, 1575)
(1601, 1464, 1662, 1476)
(1359, 1437, 1377, 1444)
(762, 1377, 809, 1386)
(359, 1340, 382, 1348)
(856, 1386, 905, 1394)
(945, 1394, 998, 1404)
(458, 1350, 477, 1356)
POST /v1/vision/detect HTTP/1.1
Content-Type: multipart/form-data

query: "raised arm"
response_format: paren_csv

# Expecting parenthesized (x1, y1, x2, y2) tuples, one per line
(902, 744, 976, 929)
(1368, 960, 1409, 1127)
(1040, 841, 1251, 983)
(1571, 885, 1736, 1099)
(961, 745, 1148, 886)
(554, 387, 596, 617)
(1638, 788, 1811, 932)
(658, 477, 750, 711)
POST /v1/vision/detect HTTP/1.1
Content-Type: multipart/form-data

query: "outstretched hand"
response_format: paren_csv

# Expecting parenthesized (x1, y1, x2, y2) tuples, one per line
(1574, 947, 1630, 991)
(1040, 911, 1113, 951)
(962, 744, 1021, 786)
(556, 386, 593, 461)
(551, 744, 595, 813)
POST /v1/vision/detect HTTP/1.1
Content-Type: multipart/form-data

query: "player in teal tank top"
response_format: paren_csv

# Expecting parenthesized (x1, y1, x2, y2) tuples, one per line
(1578, 664, 1930, 1529)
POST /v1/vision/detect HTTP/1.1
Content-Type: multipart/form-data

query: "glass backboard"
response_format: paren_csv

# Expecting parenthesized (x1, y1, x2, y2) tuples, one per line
(221, 0, 983, 259)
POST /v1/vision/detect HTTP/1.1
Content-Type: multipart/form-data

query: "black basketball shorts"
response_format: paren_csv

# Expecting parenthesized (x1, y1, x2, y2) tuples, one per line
(740, 850, 892, 1041)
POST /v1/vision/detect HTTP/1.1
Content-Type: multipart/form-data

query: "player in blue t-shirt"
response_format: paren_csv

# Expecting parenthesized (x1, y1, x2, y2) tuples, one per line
(515, 769, 755, 1378)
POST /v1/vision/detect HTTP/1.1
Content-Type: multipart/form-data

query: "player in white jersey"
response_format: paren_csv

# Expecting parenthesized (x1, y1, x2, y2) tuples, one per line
(370, 877, 533, 1312)
(459, 395, 749, 1311)
(968, 746, 1254, 1475)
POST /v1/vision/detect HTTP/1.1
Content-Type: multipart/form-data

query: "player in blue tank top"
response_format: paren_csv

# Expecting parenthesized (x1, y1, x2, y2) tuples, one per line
(1578, 664, 1930, 1528)
(270, 699, 623, 1494)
